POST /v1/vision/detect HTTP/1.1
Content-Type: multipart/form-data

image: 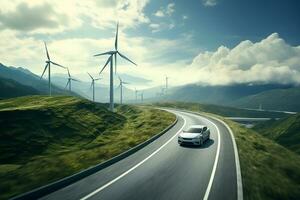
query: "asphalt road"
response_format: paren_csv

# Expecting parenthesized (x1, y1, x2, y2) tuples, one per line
(41, 109, 238, 200)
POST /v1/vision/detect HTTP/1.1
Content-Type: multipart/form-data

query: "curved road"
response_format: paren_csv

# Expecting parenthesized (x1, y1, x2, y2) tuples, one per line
(41, 109, 239, 200)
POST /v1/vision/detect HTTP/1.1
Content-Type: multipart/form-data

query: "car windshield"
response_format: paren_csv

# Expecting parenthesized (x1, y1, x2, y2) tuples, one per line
(186, 128, 202, 133)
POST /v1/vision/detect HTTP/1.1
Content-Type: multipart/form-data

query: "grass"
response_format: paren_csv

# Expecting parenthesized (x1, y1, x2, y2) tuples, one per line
(0, 95, 175, 199)
(254, 113, 300, 154)
(155, 102, 300, 200)
(225, 120, 300, 200)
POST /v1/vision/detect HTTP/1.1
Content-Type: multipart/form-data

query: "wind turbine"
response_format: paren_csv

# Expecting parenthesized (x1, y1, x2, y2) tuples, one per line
(135, 87, 138, 102)
(41, 42, 66, 96)
(88, 72, 101, 102)
(140, 91, 144, 103)
(65, 68, 80, 92)
(94, 22, 137, 111)
(165, 76, 169, 94)
(118, 76, 129, 104)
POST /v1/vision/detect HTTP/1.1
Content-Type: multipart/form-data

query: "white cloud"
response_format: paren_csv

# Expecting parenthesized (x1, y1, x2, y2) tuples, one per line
(153, 3, 175, 17)
(0, 1, 81, 33)
(187, 33, 300, 85)
(0, 0, 151, 33)
(203, 0, 218, 7)
(166, 3, 175, 16)
(182, 15, 188, 20)
(0, 28, 195, 88)
(154, 10, 165, 17)
(149, 23, 161, 32)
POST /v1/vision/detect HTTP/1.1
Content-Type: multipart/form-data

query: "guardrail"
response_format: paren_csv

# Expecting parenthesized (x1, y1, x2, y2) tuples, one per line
(11, 116, 178, 200)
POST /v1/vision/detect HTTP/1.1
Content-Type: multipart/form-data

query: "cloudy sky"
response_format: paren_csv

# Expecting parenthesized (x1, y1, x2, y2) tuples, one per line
(0, 0, 300, 89)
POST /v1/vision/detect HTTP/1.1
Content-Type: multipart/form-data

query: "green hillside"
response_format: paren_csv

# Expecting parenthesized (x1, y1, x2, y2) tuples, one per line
(232, 87, 300, 112)
(226, 120, 300, 200)
(254, 113, 300, 154)
(0, 96, 175, 199)
(0, 77, 40, 99)
(157, 102, 300, 200)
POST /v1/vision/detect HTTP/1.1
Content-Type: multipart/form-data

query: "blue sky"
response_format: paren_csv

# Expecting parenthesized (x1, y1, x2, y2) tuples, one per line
(0, 0, 300, 88)
(143, 0, 300, 48)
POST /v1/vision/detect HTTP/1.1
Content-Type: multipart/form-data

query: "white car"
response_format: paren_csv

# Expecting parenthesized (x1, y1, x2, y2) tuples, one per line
(178, 125, 210, 146)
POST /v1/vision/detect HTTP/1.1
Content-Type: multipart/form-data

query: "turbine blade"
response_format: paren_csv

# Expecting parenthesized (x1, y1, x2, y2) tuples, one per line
(87, 72, 93, 79)
(99, 55, 112, 74)
(64, 80, 69, 89)
(71, 78, 80, 82)
(40, 63, 49, 79)
(123, 82, 130, 84)
(67, 68, 71, 77)
(118, 76, 121, 82)
(115, 22, 119, 50)
(44, 42, 50, 60)
(94, 51, 114, 57)
(117, 52, 137, 66)
(94, 78, 101, 81)
(50, 61, 65, 68)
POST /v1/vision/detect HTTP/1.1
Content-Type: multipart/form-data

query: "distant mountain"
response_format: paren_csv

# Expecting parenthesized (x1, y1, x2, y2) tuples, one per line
(231, 87, 300, 112)
(254, 113, 300, 154)
(0, 77, 39, 99)
(155, 83, 294, 104)
(0, 63, 77, 97)
(51, 75, 135, 103)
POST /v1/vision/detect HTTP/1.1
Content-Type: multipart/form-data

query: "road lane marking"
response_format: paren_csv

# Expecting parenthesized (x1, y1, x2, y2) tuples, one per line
(206, 115, 243, 200)
(184, 110, 243, 200)
(80, 115, 187, 200)
(182, 112, 221, 200)
(198, 116, 221, 200)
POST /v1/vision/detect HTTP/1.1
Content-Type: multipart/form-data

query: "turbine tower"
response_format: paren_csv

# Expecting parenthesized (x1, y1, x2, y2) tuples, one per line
(118, 76, 129, 104)
(65, 68, 80, 92)
(140, 91, 144, 103)
(41, 42, 65, 96)
(94, 23, 137, 111)
(165, 76, 169, 95)
(88, 72, 101, 102)
(135, 88, 138, 102)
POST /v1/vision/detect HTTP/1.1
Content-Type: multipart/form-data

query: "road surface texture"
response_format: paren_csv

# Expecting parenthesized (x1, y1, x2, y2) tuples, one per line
(41, 109, 239, 200)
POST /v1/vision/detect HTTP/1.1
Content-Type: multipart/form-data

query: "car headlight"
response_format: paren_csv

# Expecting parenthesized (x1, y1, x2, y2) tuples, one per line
(196, 134, 202, 139)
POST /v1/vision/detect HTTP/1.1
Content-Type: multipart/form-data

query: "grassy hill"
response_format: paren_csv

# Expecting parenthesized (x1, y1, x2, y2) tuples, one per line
(157, 102, 300, 200)
(0, 96, 175, 199)
(226, 120, 300, 200)
(232, 87, 300, 112)
(154, 102, 289, 118)
(0, 77, 40, 99)
(254, 113, 300, 154)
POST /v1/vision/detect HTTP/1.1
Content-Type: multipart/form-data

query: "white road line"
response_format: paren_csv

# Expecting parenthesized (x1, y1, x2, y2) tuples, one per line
(184, 110, 243, 200)
(80, 116, 187, 200)
(183, 112, 221, 200)
(207, 115, 243, 200)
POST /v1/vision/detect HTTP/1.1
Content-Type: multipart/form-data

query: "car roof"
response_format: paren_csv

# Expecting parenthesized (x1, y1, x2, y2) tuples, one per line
(188, 125, 206, 129)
